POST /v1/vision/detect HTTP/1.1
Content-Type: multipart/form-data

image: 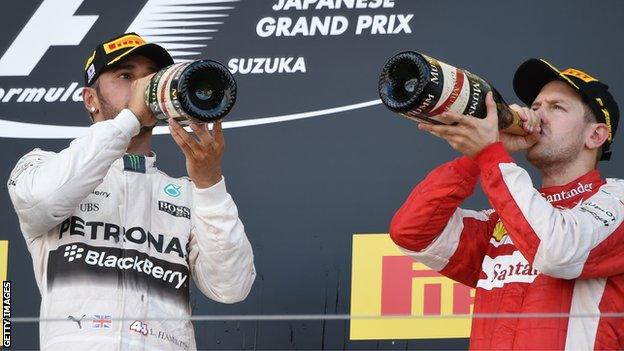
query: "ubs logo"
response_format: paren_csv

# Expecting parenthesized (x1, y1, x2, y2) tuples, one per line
(79, 203, 99, 212)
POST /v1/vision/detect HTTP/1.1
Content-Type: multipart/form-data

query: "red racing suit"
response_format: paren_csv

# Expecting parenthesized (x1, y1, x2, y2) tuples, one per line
(390, 142, 624, 350)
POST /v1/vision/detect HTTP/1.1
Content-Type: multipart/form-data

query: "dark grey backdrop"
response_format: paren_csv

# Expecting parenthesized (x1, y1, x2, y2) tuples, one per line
(1, 0, 623, 349)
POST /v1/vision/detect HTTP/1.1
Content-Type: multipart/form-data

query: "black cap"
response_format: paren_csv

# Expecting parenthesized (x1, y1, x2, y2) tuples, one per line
(84, 32, 174, 86)
(513, 59, 619, 161)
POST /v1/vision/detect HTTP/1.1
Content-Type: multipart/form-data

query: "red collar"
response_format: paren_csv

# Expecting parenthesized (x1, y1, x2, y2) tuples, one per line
(539, 170, 605, 206)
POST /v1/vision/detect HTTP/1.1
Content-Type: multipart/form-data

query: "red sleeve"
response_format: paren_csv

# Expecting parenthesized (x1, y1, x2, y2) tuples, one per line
(390, 156, 496, 287)
(475, 142, 624, 279)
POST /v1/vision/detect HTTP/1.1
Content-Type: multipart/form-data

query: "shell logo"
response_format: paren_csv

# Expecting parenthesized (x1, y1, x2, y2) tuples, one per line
(492, 221, 508, 242)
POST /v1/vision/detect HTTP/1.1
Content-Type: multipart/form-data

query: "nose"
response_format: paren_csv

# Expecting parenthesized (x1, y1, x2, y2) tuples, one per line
(534, 106, 548, 124)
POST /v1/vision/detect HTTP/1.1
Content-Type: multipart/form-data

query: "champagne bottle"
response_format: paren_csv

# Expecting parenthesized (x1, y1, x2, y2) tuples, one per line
(378, 51, 524, 135)
(145, 59, 236, 125)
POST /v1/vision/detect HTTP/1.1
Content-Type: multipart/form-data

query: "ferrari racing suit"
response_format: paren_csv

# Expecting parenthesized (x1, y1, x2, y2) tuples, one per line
(390, 142, 624, 350)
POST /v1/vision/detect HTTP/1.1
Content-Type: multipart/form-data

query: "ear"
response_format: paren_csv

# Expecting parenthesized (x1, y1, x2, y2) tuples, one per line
(586, 123, 610, 151)
(82, 86, 99, 119)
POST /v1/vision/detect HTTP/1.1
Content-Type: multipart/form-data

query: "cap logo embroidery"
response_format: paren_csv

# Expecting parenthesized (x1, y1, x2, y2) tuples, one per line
(602, 108, 613, 142)
(538, 59, 580, 89)
(103, 34, 146, 54)
(87, 64, 95, 82)
(84, 50, 96, 70)
(562, 68, 598, 83)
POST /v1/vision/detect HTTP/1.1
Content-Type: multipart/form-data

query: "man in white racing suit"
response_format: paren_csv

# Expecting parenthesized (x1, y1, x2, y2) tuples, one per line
(7, 32, 256, 350)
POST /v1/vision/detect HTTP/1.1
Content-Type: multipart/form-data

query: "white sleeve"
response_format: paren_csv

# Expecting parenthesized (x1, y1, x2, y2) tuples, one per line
(7, 109, 140, 238)
(188, 177, 256, 303)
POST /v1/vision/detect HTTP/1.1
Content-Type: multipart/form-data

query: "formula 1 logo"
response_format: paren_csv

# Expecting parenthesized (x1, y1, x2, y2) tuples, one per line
(0, 0, 234, 76)
(0, 0, 98, 76)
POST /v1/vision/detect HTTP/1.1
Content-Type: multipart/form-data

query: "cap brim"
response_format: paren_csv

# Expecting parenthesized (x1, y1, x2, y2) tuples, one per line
(107, 43, 174, 70)
(513, 59, 567, 106)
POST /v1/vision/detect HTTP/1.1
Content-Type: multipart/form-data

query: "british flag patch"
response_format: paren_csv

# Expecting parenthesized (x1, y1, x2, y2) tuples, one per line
(92, 315, 112, 329)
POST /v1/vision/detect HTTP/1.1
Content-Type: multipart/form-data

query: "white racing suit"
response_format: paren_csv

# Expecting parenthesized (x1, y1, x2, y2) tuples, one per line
(8, 109, 256, 350)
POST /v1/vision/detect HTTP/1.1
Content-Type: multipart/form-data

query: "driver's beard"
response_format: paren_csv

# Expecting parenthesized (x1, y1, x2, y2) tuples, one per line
(97, 92, 156, 134)
(97, 92, 123, 121)
(527, 136, 583, 171)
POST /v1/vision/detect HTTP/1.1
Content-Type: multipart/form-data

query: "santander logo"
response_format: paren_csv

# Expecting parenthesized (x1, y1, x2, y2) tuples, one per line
(541, 182, 593, 203)
(477, 251, 539, 290)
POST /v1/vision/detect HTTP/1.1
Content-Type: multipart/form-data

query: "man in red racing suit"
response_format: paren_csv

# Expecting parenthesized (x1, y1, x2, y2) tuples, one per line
(390, 59, 624, 350)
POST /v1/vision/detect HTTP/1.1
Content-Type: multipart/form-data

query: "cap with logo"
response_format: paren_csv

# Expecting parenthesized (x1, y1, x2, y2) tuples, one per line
(84, 32, 174, 86)
(513, 59, 619, 161)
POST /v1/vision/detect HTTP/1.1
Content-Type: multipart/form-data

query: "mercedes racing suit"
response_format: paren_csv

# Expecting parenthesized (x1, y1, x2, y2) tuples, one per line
(8, 109, 256, 350)
(390, 142, 624, 350)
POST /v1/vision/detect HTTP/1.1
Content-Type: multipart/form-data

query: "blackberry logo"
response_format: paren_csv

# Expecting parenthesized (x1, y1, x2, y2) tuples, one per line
(64, 245, 84, 262)
(49, 243, 191, 301)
